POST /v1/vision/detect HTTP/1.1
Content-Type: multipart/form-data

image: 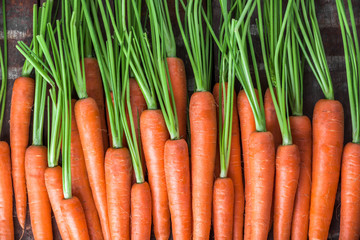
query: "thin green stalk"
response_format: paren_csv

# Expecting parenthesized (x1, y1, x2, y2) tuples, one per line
(176, 0, 213, 92)
(336, 0, 360, 143)
(0, 0, 7, 136)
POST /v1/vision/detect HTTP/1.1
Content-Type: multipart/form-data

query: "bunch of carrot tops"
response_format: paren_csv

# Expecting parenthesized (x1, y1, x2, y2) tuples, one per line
(0, 0, 359, 239)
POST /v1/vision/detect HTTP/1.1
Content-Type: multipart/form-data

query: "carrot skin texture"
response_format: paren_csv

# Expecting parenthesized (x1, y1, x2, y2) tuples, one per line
(10, 76, 35, 228)
(84, 58, 109, 151)
(264, 88, 282, 148)
(0, 142, 14, 240)
(70, 99, 103, 240)
(290, 116, 312, 240)
(249, 131, 275, 240)
(61, 197, 90, 240)
(309, 99, 344, 239)
(214, 83, 244, 240)
(190, 91, 217, 240)
(339, 142, 360, 240)
(238, 90, 257, 240)
(273, 144, 300, 240)
(75, 98, 110, 240)
(167, 57, 187, 139)
(105, 147, 132, 240)
(140, 109, 170, 240)
(213, 178, 234, 240)
(164, 139, 192, 240)
(131, 182, 152, 240)
(25, 146, 52, 240)
(44, 166, 70, 240)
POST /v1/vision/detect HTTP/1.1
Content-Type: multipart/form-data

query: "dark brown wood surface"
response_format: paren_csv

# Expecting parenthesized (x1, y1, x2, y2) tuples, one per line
(1, 0, 358, 239)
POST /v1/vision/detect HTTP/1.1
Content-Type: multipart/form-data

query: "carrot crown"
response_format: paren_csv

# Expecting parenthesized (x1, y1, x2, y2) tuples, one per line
(287, 1, 304, 117)
(293, 0, 334, 100)
(257, 0, 294, 145)
(176, 0, 213, 92)
(336, 0, 360, 143)
(0, 0, 7, 137)
(32, 1, 54, 146)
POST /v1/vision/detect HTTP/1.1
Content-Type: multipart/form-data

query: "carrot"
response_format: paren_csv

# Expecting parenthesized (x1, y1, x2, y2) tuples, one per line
(45, 166, 71, 240)
(308, 100, 344, 238)
(214, 83, 244, 239)
(164, 138, 192, 240)
(0, 142, 13, 240)
(75, 97, 110, 239)
(84, 57, 109, 152)
(273, 144, 300, 240)
(264, 88, 282, 149)
(290, 116, 312, 240)
(10, 76, 34, 228)
(140, 109, 170, 239)
(167, 57, 187, 139)
(105, 147, 132, 239)
(213, 178, 234, 240)
(249, 131, 275, 240)
(190, 91, 217, 239)
(70, 99, 103, 240)
(25, 146, 52, 239)
(339, 143, 360, 239)
(238, 89, 257, 240)
(60, 197, 90, 240)
(130, 182, 152, 240)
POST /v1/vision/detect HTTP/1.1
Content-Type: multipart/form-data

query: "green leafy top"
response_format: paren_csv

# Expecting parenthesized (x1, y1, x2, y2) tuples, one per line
(176, 0, 213, 92)
(336, 0, 360, 143)
(257, 0, 294, 145)
(0, 0, 7, 136)
(293, 0, 334, 100)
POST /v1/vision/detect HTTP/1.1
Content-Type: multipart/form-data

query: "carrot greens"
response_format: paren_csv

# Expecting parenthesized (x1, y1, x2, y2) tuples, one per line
(0, 0, 7, 136)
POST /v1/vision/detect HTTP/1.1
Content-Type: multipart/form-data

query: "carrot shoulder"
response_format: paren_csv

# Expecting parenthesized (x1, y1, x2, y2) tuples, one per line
(290, 116, 312, 240)
(25, 146, 52, 239)
(190, 91, 217, 239)
(70, 99, 103, 240)
(309, 99, 344, 239)
(264, 88, 281, 148)
(339, 142, 360, 240)
(0, 141, 14, 240)
(10, 76, 35, 228)
(75, 97, 110, 240)
(164, 139, 192, 240)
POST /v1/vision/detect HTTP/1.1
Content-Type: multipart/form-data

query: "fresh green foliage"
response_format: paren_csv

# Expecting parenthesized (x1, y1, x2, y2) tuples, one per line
(293, 0, 334, 100)
(0, 0, 7, 136)
(336, 0, 360, 143)
(257, 0, 294, 145)
(175, 0, 213, 92)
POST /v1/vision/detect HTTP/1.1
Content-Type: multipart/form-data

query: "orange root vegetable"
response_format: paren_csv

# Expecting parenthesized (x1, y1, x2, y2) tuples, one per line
(60, 197, 90, 240)
(309, 99, 344, 239)
(238, 90, 257, 240)
(339, 142, 360, 240)
(249, 131, 275, 240)
(84, 58, 109, 151)
(167, 57, 187, 139)
(75, 97, 110, 240)
(213, 178, 235, 240)
(105, 147, 132, 240)
(10, 76, 35, 228)
(0, 141, 14, 240)
(131, 182, 152, 240)
(164, 139, 192, 240)
(273, 144, 300, 240)
(70, 99, 103, 240)
(45, 166, 70, 240)
(290, 116, 312, 240)
(264, 88, 281, 148)
(25, 146, 52, 239)
(140, 109, 170, 240)
(190, 91, 217, 240)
